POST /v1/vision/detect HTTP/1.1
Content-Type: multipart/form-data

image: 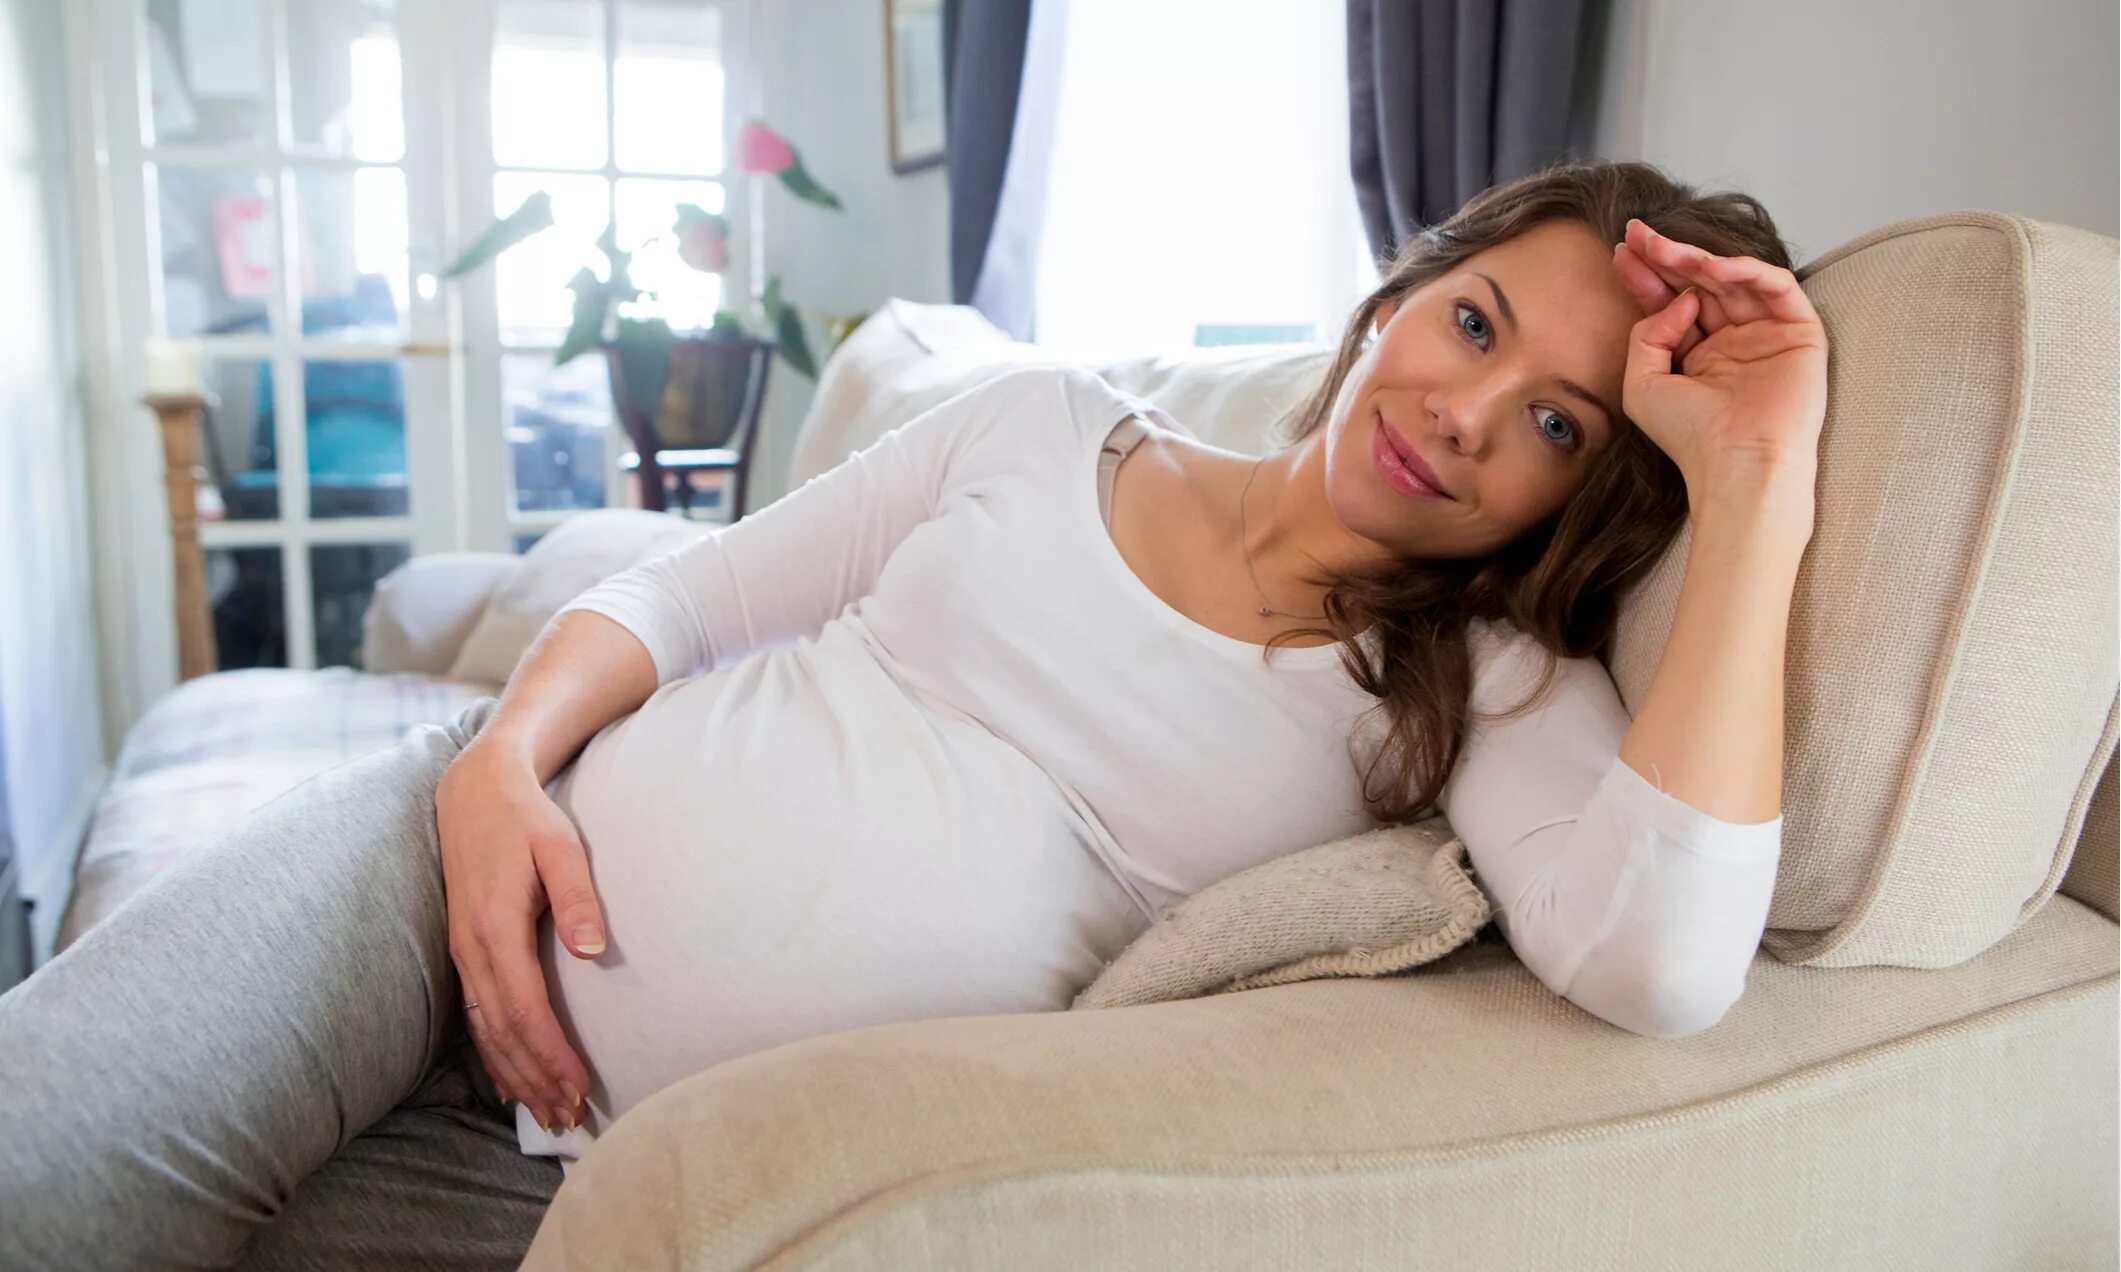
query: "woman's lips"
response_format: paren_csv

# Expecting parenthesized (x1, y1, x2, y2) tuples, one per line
(1372, 414, 1450, 500)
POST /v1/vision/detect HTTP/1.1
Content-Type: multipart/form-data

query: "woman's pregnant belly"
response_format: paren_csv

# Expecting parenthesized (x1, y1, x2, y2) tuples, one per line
(527, 622, 1148, 1156)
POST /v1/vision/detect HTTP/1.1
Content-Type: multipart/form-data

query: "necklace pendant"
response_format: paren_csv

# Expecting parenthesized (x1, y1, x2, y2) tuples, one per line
(1258, 604, 1273, 617)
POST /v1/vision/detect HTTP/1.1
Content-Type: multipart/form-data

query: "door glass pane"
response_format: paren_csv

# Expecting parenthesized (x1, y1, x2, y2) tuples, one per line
(291, 168, 409, 341)
(493, 0, 608, 170)
(207, 547, 285, 669)
(142, 0, 268, 147)
(152, 166, 274, 338)
(286, 0, 403, 161)
(615, 1, 723, 174)
(311, 542, 410, 668)
(504, 351, 612, 513)
(492, 172, 610, 340)
(614, 178, 724, 331)
(302, 359, 408, 518)
(198, 359, 277, 521)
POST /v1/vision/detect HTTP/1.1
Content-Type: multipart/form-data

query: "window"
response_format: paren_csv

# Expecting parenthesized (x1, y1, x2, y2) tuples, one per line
(134, 0, 430, 670)
(487, 0, 729, 525)
(1033, 0, 1375, 359)
(93, 0, 737, 676)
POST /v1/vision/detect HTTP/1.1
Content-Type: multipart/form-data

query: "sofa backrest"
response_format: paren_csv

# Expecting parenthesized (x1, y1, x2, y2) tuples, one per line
(1608, 212, 2118, 968)
(798, 211, 2120, 971)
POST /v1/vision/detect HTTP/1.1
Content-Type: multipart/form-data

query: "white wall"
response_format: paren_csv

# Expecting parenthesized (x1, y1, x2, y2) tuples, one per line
(745, 0, 953, 509)
(0, 0, 108, 962)
(1577, 0, 2119, 264)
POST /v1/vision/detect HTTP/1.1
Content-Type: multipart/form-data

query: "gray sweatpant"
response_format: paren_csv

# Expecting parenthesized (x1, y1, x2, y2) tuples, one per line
(0, 699, 567, 1269)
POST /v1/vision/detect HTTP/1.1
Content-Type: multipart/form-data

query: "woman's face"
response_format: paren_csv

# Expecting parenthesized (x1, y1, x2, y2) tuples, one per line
(1321, 219, 1644, 561)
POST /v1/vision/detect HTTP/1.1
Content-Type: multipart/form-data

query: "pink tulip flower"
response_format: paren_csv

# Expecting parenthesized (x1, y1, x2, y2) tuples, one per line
(676, 218, 730, 272)
(736, 122, 796, 175)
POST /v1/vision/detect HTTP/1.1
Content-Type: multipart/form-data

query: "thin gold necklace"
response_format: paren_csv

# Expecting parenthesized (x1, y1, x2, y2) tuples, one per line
(1239, 456, 1329, 622)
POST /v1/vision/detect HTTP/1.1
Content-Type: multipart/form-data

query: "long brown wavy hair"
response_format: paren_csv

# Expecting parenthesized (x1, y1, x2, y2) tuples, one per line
(1264, 159, 1797, 823)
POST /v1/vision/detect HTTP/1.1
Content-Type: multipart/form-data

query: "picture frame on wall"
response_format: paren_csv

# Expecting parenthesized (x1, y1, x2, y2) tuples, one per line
(885, 0, 946, 173)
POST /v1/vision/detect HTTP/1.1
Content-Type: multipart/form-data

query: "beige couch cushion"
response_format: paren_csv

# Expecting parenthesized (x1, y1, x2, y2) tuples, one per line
(2063, 754, 2119, 920)
(789, 298, 1330, 489)
(445, 510, 705, 686)
(1609, 213, 2118, 969)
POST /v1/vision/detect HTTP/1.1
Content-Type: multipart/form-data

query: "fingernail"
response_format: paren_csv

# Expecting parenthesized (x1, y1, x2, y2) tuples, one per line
(562, 1081, 582, 1111)
(572, 926, 606, 955)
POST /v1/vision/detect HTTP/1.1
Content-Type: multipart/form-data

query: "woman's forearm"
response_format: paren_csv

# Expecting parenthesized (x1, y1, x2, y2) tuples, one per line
(1615, 465, 1816, 824)
(461, 610, 661, 784)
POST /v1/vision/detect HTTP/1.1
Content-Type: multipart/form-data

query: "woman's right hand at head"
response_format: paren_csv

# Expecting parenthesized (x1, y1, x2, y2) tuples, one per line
(434, 739, 606, 1135)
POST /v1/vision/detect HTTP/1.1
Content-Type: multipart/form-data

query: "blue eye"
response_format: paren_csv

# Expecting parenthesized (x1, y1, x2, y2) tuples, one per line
(1454, 300, 1583, 456)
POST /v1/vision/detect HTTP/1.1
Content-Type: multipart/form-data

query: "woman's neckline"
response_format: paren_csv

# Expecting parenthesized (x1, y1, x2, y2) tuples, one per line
(1074, 391, 1364, 668)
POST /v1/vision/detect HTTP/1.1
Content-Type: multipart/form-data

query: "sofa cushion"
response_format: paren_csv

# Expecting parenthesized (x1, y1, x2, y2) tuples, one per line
(791, 298, 1331, 489)
(1609, 213, 2119, 968)
(446, 510, 706, 687)
(1071, 818, 1490, 1010)
(55, 668, 490, 952)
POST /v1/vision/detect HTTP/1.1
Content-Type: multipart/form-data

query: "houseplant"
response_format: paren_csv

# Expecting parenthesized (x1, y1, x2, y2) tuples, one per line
(442, 120, 844, 460)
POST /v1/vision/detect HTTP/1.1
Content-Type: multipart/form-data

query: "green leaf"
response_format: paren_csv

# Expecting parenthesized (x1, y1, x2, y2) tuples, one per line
(772, 300, 818, 379)
(553, 268, 611, 368)
(709, 309, 747, 338)
(594, 226, 642, 302)
(776, 156, 844, 212)
(441, 191, 555, 278)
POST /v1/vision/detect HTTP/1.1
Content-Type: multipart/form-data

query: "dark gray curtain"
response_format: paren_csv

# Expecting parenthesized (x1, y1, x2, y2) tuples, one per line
(1348, 0, 1591, 262)
(941, 0, 1065, 339)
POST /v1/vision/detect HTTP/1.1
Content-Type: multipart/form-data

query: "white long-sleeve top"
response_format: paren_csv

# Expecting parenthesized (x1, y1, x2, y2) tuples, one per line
(526, 365, 1781, 1167)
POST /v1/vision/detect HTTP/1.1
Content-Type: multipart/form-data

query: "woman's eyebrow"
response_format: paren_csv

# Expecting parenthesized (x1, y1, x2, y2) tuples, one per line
(1474, 270, 1619, 427)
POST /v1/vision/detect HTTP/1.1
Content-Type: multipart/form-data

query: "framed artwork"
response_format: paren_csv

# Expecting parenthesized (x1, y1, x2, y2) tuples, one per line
(885, 0, 946, 173)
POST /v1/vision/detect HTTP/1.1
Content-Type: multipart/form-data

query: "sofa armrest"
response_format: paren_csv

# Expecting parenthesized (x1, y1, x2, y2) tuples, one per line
(360, 553, 519, 676)
(531, 948, 1566, 1269)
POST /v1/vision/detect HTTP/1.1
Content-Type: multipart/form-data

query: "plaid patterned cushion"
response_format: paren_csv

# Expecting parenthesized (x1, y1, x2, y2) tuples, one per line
(57, 669, 490, 953)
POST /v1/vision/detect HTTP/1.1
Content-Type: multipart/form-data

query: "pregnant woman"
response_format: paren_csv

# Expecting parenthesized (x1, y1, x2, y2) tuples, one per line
(0, 158, 1826, 1268)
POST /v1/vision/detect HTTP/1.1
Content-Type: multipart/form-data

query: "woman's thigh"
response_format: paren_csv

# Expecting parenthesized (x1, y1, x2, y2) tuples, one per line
(0, 700, 498, 1270)
(237, 1044, 564, 1272)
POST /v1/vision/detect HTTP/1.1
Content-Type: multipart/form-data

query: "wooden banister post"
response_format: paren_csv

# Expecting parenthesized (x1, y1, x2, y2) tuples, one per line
(142, 392, 218, 681)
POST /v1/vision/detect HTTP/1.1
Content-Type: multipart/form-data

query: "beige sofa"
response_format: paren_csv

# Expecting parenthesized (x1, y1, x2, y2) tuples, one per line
(60, 211, 2116, 1267)
(509, 213, 2117, 1268)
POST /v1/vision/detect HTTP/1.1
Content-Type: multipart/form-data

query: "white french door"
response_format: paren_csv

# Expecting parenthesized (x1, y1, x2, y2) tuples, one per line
(88, 0, 741, 677)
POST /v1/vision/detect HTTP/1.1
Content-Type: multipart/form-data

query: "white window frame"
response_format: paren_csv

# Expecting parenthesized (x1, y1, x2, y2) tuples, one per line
(446, 0, 754, 552)
(70, 0, 747, 731)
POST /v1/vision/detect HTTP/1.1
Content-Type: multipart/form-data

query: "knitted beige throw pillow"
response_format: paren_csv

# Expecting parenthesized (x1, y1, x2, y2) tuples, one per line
(1070, 817, 1494, 1010)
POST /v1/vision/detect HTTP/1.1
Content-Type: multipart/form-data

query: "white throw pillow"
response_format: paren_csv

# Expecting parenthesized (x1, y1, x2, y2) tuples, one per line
(445, 510, 706, 686)
(791, 299, 1338, 490)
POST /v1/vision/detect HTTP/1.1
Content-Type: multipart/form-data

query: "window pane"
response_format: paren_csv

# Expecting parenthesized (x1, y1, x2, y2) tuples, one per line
(143, 0, 268, 147)
(505, 351, 612, 513)
(291, 168, 409, 342)
(615, 1, 723, 174)
(152, 166, 273, 338)
(206, 547, 285, 669)
(614, 178, 724, 331)
(311, 542, 410, 668)
(302, 359, 408, 518)
(493, 0, 608, 170)
(492, 172, 610, 341)
(198, 359, 277, 521)
(286, 0, 402, 160)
